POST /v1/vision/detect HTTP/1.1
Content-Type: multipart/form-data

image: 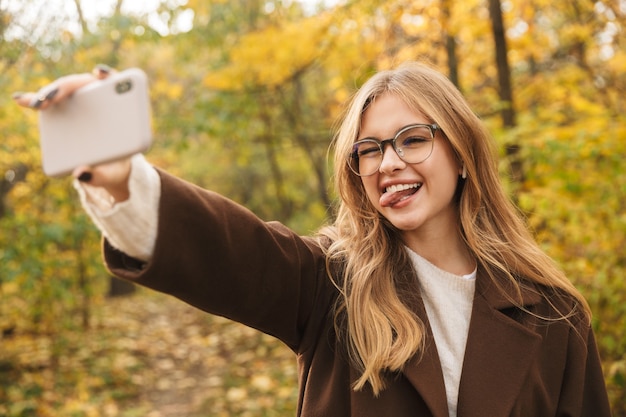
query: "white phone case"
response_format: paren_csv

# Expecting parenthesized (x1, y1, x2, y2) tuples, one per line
(38, 68, 152, 177)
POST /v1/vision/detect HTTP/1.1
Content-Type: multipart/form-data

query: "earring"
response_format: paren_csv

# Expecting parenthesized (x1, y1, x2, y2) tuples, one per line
(461, 164, 467, 179)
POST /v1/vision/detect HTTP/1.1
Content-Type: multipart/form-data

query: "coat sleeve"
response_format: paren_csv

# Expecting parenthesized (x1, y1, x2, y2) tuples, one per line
(101, 169, 332, 353)
(557, 322, 612, 417)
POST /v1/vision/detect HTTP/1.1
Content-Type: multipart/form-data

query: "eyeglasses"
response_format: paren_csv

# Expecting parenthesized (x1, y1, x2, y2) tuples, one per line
(347, 124, 439, 176)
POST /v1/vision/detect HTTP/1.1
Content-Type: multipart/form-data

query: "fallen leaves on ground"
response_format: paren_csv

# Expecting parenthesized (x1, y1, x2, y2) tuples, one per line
(0, 289, 299, 417)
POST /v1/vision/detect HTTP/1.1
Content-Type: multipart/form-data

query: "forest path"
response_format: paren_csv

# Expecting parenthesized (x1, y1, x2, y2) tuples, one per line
(1, 289, 298, 416)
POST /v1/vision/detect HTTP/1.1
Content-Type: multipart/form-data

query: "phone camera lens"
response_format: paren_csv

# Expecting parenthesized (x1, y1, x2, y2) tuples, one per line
(115, 80, 133, 94)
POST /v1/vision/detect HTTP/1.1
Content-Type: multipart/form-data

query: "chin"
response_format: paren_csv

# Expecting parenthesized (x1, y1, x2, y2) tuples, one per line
(389, 219, 424, 233)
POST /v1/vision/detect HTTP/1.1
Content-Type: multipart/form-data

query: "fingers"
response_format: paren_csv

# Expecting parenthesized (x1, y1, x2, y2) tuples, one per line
(12, 73, 95, 110)
(93, 64, 115, 80)
(12, 64, 116, 110)
(13, 88, 59, 109)
(12, 93, 39, 107)
(73, 166, 93, 183)
(72, 158, 132, 185)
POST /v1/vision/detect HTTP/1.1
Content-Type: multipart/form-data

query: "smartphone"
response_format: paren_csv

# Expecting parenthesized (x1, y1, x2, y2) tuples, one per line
(38, 68, 152, 177)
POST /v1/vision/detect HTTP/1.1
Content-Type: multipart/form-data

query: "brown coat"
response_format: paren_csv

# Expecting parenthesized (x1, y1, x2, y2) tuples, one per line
(105, 170, 611, 417)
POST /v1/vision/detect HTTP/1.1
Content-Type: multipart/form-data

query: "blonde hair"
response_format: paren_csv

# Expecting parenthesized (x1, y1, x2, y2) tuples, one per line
(319, 62, 591, 395)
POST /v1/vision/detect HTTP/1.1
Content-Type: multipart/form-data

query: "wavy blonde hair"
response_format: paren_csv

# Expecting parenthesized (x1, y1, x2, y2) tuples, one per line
(319, 62, 591, 395)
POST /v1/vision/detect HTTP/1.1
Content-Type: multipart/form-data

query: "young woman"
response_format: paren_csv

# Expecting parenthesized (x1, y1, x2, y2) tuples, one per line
(14, 62, 610, 416)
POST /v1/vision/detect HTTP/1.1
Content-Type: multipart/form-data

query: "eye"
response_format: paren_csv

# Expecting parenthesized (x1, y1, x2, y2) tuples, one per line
(399, 135, 428, 148)
(354, 141, 380, 158)
(397, 126, 432, 148)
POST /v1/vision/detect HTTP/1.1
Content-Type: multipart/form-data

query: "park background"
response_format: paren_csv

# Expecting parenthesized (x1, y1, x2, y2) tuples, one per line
(0, 0, 624, 415)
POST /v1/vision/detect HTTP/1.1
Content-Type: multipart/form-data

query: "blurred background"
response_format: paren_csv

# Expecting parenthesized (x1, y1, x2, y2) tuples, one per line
(0, 0, 624, 415)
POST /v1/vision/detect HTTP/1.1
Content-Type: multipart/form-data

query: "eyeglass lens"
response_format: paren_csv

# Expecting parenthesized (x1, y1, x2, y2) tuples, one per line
(348, 125, 435, 176)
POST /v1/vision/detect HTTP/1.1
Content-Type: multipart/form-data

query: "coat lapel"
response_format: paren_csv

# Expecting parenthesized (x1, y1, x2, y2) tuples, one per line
(400, 265, 544, 417)
(401, 286, 450, 417)
(457, 268, 543, 417)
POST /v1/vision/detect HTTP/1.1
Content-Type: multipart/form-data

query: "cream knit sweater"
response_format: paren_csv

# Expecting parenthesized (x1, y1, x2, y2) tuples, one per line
(74, 154, 160, 261)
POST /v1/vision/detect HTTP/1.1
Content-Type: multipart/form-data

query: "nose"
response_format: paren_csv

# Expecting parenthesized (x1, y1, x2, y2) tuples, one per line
(378, 142, 406, 174)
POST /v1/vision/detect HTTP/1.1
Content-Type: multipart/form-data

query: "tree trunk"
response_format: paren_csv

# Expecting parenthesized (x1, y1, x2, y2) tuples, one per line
(280, 76, 331, 210)
(72, 0, 89, 35)
(488, 0, 515, 127)
(0, 164, 28, 218)
(441, 0, 460, 90)
(488, 0, 523, 183)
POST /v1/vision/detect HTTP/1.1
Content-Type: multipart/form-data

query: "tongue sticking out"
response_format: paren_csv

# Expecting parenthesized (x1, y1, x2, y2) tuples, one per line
(380, 186, 419, 207)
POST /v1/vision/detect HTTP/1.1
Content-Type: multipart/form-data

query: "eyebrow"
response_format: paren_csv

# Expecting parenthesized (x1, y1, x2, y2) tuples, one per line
(358, 123, 431, 141)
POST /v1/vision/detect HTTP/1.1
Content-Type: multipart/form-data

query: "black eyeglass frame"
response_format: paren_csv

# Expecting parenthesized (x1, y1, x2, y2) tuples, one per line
(347, 123, 440, 177)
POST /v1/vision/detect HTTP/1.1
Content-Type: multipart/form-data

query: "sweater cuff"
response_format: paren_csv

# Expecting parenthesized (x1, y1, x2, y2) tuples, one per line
(74, 154, 160, 261)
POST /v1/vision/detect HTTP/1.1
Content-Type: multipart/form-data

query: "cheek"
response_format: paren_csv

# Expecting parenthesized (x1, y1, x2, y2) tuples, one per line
(361, 177, 380, 205)
(432, 163, 462, 202)
(431, 144, 461, 186)
(429, 163, 459, 192)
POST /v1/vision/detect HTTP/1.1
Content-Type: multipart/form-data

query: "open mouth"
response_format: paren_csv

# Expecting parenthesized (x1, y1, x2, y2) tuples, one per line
(384, 183, 421, 194)
(380, 182, 422, 207)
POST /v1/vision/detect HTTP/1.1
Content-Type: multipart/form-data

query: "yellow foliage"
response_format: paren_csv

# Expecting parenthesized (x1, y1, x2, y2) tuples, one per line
(152, 78, 184, 100)
(607, 48, 626, 72)
(2, 0, 625, 414)
(204, 13, 334, 90)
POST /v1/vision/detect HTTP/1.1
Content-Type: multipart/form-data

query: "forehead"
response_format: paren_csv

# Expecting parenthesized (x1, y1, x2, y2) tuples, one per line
(359, 93, 429, 139)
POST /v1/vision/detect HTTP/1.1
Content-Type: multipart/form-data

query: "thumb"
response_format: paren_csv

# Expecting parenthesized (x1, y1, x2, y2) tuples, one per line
(72, 158, 132, 202)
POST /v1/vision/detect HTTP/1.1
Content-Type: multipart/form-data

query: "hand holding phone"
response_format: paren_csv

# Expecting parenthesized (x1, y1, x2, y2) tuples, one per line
(37, 68, 152, 177)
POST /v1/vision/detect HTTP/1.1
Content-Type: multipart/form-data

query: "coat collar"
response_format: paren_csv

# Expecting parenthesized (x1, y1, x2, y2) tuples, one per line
(402, 265, 544, 417)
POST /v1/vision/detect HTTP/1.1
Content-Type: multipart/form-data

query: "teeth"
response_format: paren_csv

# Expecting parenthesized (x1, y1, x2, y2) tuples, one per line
(385, 183, 420, 194)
